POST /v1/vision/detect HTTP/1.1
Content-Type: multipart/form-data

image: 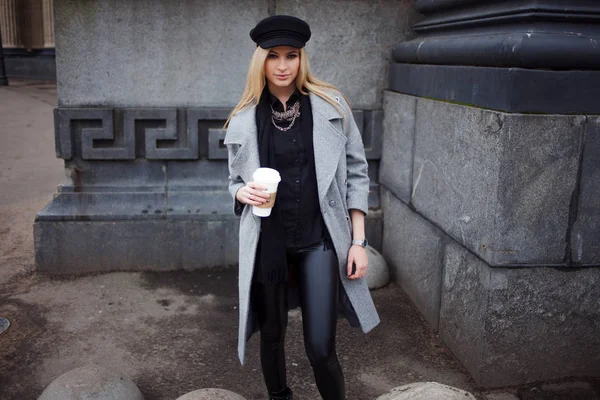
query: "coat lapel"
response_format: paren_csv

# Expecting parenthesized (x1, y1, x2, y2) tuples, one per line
(309, 92, 347, 205)
(226, 106, 260, 184)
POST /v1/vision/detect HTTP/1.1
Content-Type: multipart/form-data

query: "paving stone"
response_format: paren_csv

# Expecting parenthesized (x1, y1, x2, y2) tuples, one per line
(377, 382, 477, 400)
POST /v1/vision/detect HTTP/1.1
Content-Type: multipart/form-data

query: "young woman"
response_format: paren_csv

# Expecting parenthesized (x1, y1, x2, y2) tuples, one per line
(224, 15, 380, 400)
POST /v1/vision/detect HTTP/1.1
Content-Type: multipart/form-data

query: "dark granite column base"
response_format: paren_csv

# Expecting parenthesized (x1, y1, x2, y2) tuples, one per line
(382, 186, 600, 388)
(389, 63, 600, 114)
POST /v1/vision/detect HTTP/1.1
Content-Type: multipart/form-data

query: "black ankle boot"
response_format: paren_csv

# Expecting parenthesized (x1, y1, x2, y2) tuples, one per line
(269, 387, 293, 400)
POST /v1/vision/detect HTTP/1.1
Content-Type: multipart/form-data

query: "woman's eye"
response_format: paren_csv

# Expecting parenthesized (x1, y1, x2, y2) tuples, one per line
(268, 54, 278, 58)
(287, 54, 298, 59)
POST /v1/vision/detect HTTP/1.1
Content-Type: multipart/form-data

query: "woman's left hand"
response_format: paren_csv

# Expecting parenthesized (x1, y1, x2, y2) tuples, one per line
(347, 245, 368, 279)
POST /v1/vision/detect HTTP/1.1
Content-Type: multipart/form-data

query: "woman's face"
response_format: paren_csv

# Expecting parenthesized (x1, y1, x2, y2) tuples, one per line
(264, 46, 300, 89)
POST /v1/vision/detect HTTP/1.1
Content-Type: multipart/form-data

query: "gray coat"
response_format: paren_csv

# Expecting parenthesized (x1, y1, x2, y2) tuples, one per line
(225, 90, 380, 365)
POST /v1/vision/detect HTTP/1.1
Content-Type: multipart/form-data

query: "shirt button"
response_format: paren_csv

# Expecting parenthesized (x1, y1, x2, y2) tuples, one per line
(296, 198, 300, 203)
(329, 200, 336, 207)
(292, 139, 297, 143)
(295, 179, 300, 184)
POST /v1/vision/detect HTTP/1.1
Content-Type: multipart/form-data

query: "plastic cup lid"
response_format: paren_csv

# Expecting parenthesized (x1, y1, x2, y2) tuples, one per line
(253, 167, 281, 183)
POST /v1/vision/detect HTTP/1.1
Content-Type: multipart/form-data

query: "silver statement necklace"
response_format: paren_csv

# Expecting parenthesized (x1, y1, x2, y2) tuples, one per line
(271, 100, 301, 132)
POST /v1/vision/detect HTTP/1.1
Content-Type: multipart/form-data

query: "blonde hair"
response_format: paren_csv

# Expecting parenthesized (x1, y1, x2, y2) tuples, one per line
(224, 46, 349, 128)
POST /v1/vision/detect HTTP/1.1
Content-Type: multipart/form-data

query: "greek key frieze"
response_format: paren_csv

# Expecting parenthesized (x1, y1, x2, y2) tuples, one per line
(123, 108, 195, 159)
(54, 107, 380, 160)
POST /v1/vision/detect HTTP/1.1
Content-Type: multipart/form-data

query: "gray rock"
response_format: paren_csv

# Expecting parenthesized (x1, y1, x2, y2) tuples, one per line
(38, 365, 143, 400)
(365, 245, 390, 289)
(408, 95, 583, 265)
(175, 388, 246, 400)
(571, 115, 600, 264)
(439, 241, 600, 387)
(380, 91, 417, 204)
(377, 382, 476, 400)
(381, 187, 444, 329)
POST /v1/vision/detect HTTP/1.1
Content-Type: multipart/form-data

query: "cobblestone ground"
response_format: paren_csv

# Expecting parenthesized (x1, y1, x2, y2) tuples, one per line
(0, 81, 598, 400)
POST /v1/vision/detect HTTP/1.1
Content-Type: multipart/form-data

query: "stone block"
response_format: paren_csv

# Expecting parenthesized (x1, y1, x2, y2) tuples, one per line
(34, 189, 239, 274)
(381, 187, 444, 329)
(166, 160, 229, 190)
(35, 217, 240, 274)
(276, 0, 416, 109)
(36, 192, 168, 221)
(380, 91, 416, 204)
(363, 109, 383, 160)
(60, 159, 166, 191)
(571, 116, 600, 264)
(410, 96, 583, 265)
(55, 0, 269, 107)
(439, 241, 600, 387)
(38, 365, 143, 400)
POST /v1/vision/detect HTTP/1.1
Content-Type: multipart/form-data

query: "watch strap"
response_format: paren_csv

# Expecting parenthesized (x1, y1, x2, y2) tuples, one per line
(351, 238, 368, 247)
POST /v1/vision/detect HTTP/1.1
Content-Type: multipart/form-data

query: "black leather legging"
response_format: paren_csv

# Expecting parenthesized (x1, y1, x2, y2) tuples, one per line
(251, 239, 345, 399)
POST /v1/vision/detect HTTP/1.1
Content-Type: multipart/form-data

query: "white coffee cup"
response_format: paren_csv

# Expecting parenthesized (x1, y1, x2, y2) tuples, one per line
(252, 167, 281, 217)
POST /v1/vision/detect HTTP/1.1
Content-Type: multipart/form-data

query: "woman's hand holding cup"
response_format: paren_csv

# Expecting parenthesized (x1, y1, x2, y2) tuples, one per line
(236, 182, 271, 206)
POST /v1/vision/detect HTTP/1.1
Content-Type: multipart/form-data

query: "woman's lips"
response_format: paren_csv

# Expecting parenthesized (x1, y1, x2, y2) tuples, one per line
(275, 74, 289, 80)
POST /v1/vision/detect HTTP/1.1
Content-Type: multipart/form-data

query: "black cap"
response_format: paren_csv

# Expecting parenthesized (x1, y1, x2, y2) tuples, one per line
(250, 15, 311, 49)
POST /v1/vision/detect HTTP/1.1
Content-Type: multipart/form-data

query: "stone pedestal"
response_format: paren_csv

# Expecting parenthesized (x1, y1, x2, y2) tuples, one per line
(382, 0, 600, 388)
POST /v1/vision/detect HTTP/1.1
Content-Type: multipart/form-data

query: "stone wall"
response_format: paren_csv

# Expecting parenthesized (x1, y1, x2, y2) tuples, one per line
(54, 0, 416, 109)
(380, 91, 600, 387)
(36, 0, 418, 272)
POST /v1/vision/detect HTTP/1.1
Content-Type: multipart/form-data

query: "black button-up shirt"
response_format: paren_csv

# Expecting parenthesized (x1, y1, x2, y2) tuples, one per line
(267, 88, 325, 248)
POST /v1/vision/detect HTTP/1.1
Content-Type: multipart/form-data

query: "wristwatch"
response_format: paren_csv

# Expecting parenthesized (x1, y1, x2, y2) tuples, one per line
(351, 238, 368, 248)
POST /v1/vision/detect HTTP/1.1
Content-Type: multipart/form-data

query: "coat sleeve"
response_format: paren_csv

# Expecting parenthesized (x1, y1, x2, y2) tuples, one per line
(225, 126, 246, 217)
(339, 95, 370, 215)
